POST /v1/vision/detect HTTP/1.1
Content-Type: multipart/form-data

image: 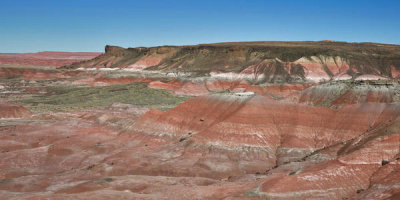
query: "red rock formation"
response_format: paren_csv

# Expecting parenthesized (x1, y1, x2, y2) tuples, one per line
(0, 96, 399, 199)
(68, 42, 400, 82)
(0, 52, 101, 67)
(0, 107, 259, 199)
(2, 42, 400, 199)
(147, 79, 313, 97)
(260, 118, 400, 199)
(0, 101, 32, 119)
(148, 80, 209, 96)
(0, 67, 84, 80)
(285, 80, 399, 106)
(136, 94, 398, 159)
(133, 95, 400, 199)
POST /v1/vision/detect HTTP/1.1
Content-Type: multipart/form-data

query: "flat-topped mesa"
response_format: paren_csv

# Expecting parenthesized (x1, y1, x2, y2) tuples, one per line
(67, 41, 400, 82)
(104, 45, 126, 56)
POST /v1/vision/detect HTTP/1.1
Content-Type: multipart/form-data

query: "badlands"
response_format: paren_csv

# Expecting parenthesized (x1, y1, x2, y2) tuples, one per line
(1, 41, 400, 199)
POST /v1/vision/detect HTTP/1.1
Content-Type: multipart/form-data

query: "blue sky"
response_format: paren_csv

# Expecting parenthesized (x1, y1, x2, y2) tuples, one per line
(1, 0, 399, 52)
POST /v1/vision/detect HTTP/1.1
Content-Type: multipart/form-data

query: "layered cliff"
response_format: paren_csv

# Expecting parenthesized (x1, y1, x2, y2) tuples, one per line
(67, 41, 400, 82)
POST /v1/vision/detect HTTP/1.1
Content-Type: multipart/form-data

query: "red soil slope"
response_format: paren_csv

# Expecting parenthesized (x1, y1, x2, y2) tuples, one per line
(148, 79, 314, 97)
(68, 42, 400, 82)
(0, 101, 32, 119)
(133, 94, 400, 199)
(0, 67, 86, 80)
(1, 42, 400, 199)
(0, 95, 399, 199)
(285, 80, 400, 106)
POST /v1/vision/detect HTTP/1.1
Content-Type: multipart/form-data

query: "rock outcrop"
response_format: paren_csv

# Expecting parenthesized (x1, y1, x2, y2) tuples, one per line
(0, 94, 399, 199)
(0, 101, 32, 119)
(67, 41, 400, 82)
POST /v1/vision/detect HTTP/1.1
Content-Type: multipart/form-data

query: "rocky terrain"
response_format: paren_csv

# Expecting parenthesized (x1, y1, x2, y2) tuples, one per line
(1, 41, 400, 199)
(0, 52, 101, 67)
(68, 41, 400, 82)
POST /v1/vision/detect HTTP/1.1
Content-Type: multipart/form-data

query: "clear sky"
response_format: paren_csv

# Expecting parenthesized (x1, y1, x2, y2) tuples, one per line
(1, 0, 399, 53)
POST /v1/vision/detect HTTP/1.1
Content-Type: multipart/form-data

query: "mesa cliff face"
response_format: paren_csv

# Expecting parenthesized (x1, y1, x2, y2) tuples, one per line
(68, 41, 400, 82)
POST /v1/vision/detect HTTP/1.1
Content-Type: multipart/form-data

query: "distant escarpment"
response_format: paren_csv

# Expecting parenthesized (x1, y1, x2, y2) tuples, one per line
(0, 52, 101, 67)
(66, 41, 400, 83)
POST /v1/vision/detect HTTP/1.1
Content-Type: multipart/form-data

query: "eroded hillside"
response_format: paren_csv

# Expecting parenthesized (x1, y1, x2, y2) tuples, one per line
(67, 41, 400, 82)
(1, 42, 400, 199)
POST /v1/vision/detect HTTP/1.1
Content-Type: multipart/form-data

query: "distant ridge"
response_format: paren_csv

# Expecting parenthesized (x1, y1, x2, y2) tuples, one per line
(67, 41, 400, 82)
(0, 51, 101, 67)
